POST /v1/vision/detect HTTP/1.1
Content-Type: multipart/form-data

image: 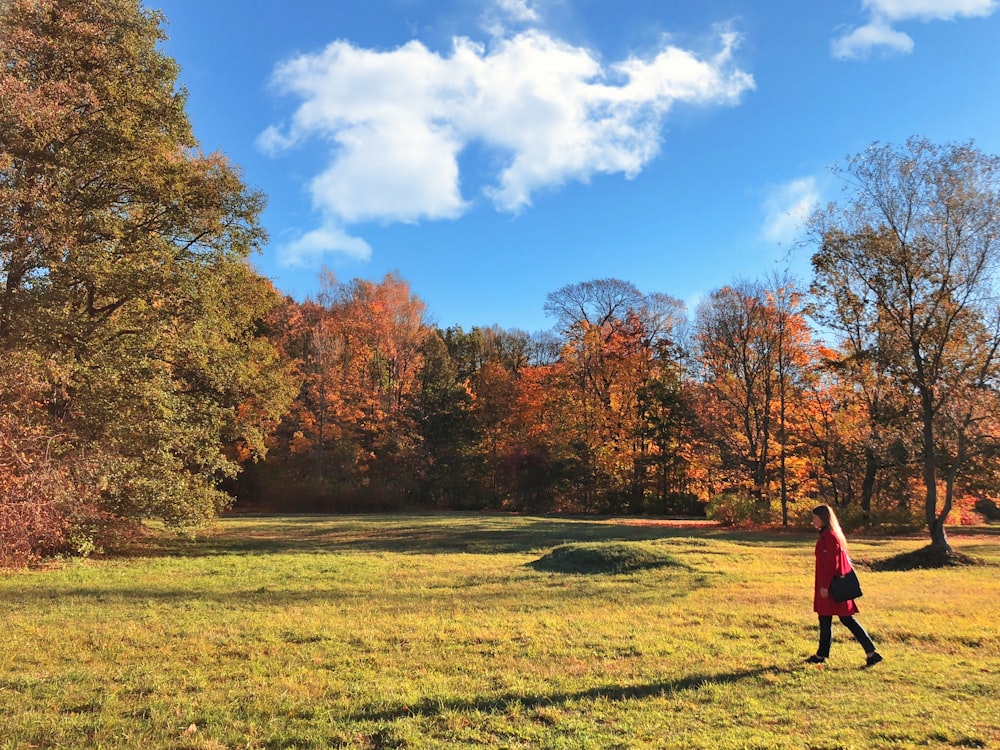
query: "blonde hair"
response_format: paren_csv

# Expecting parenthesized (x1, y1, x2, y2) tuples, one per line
(812, 504, 849, 552)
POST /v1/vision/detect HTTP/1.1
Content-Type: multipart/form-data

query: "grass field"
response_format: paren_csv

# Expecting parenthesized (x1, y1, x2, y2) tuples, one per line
(1, 514, 998, 749)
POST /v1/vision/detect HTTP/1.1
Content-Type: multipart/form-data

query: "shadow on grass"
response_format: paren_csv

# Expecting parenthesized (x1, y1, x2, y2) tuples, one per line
(145, 514, 803, 559)
(869, 544, 989, 571)
(352, 666, 790, 723)
(0, 574, 710, 606)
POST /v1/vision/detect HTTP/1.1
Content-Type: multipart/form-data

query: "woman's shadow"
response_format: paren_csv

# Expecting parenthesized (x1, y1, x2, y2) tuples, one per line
(352, 666, 792, 722)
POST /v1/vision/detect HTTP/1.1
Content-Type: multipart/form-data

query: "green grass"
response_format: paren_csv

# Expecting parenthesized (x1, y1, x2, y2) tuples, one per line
(0, 514, 998, 749)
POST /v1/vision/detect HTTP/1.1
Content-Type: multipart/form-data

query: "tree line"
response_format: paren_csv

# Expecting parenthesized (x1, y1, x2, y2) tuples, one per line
(2, 0, 999, 564)
(244, 235, 999, 557)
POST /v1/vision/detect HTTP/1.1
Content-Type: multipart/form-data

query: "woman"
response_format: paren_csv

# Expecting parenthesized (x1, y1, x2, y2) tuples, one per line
(808, 504, 883, 668)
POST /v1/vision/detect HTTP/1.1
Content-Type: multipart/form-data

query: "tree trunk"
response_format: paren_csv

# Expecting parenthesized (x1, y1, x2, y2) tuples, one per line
(631, 456, 645, 514)
(314, 381, 326, 479)
(860, 443, 877, 525)
(929, 512, 951, 553)
(921, 407, 952, 554)
(778, 380, 788, 526)
(779, 442, 788, 526)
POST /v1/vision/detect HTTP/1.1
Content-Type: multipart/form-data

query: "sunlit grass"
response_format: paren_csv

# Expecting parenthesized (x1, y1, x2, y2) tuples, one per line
(1, 514, 997, 748)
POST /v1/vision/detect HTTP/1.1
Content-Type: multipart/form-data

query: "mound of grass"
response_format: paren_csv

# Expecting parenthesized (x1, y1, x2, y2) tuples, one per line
(871, 544, 986, 571)
(528, 542, 686, 575)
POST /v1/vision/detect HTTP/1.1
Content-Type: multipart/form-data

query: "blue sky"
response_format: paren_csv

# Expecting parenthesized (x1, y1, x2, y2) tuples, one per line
(154, 0, 1000, 332)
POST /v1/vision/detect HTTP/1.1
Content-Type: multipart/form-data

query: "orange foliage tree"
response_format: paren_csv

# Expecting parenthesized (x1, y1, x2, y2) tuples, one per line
(539, 279, 691, 512)
(693, 278, 820, 522)
(256, 273, 431, 509)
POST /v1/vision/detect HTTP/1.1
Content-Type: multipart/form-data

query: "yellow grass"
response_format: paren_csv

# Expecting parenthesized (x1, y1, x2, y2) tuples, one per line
(0, 514, 997, 749)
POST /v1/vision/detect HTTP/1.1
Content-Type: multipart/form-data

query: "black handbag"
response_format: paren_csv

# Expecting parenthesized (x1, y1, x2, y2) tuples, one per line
(830, 568, 863, 603)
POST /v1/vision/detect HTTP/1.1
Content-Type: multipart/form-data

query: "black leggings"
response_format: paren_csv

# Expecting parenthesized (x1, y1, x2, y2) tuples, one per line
(818, 615, 875, 657)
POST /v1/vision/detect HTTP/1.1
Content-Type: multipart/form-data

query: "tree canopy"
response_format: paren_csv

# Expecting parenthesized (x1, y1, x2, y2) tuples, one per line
(811, 137, 1000, 553)
(0, 0, 295, 560)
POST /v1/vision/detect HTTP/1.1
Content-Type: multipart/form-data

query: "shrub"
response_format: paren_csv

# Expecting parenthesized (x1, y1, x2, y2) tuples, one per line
(0, 414, 138, 566)
(706, 493, 769, 526)
(646, 492, 707, 517)
(0, 482, 137, 567)
(0, 499, 66, 568)
(793, 502, 923, 532)
(975, 497, 1000, 522)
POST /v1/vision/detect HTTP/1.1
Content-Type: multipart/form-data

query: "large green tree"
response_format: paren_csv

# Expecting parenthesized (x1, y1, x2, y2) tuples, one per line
(811, 137, 1000, 555)
(0, 0, 295, 543)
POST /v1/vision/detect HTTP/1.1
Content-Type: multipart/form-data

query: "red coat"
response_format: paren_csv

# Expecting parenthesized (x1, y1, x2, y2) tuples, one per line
(814, 528, 859, 616)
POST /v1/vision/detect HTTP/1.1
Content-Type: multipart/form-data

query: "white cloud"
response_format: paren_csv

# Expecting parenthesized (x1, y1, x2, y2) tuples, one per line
(762, 177, 820, 246)
(863, 0, 998, 22)
(834, 0, 997, 59)
(260, 28, 754, 264)
(831, 20, 914, 59)
(279, 224, 372, 267)
(480, 0, 542, 38)
(257, 125, 295, 155)
(496, 0, 540, 24)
